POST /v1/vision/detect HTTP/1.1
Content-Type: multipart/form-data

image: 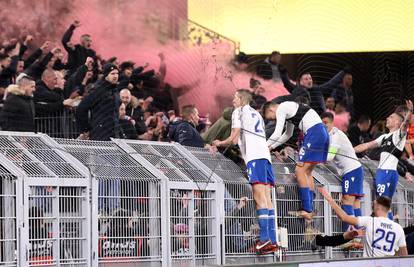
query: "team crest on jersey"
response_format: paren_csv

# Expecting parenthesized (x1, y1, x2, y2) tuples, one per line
(387, 183, 390, 187)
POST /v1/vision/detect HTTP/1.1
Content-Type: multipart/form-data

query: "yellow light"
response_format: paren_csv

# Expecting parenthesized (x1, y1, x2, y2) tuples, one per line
(189, 0, 414, 54)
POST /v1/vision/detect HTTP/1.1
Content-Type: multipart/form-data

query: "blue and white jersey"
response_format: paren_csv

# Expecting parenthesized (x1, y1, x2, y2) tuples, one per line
(232, 105, 271, 164)
(328, 127, 361, 176)
(374, 130, 406, 170)
(358, 216, 406, 257)
(267, 101, 322, 149)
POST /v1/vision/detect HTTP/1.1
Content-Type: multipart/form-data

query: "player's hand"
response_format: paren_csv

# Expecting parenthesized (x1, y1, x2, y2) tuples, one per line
(317, 186, 333, 201)
(272, 150, 283, 161)
(212, 140, 221, 147)
(205, 144, 218, 155)
(343, 230, 359, 240)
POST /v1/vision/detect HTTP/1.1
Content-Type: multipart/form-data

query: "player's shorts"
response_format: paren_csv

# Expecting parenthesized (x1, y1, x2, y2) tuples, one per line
(298, 123, 329, 163)
(246, 159, 275, 186)
(374, 169, 398, 198)
(342, 166, 364, 197)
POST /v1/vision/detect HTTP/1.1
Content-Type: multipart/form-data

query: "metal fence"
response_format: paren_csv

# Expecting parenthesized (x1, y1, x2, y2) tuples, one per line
(35, 109, 80, 139)
(0, 132, 91, 266)
(116, 140, 223, 267)
(54, 138, 167, 267)
(0, 132, 414, 266)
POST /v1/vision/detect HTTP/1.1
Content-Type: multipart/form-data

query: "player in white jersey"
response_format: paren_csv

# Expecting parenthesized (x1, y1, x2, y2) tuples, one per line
(318, 187, 407, 257)
(354, 100, 413, 220)
(263, 101, 329, 220)
(213, 89, 277, 254)
(321, 112, 364, 232)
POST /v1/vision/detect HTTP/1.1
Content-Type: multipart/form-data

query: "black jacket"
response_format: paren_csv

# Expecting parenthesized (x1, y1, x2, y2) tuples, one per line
(62, 24, 96, 74)
(281, 71, 345, 115)
(125, 104, 147, 135)
(1, 91, 35, 132)
(168, 120, 204, 148)
(119, 119, 138, 139)
(64, 64, 88, 98)
(0, 55, 19, 88)
(76, 79, 121, 141)
(256, 58, 281, 80)
(33, 81, 64, 116)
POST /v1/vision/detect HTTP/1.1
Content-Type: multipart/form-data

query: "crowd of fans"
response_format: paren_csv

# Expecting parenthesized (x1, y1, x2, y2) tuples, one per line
(2, 20, 414, 180)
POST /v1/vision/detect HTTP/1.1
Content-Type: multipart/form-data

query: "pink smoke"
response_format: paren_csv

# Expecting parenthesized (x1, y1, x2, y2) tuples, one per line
(1, 0, 288, 121)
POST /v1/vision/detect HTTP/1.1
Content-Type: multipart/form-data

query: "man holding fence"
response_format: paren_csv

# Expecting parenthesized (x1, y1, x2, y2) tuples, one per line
(213, 89, 278, 254)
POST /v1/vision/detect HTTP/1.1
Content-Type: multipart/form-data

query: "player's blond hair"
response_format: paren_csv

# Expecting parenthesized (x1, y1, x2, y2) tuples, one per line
(236, 89, 252, 105)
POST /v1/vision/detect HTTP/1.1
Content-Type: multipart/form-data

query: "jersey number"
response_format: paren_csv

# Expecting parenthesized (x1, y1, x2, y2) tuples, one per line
(377, 184, 386, 195)
(251, 113, 263, 133)
(371, 228, 396, 252)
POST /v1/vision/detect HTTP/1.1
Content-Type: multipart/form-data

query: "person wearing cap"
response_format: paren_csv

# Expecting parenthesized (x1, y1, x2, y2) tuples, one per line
(76, 63, 121, 141)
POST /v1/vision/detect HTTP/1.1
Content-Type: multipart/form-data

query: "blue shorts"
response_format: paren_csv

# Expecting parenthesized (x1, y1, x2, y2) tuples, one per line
(246, 159, 275, 186)
(375, 169, 398, 198)
(298, 123, 329, 163)
(342, 166, 364, 197)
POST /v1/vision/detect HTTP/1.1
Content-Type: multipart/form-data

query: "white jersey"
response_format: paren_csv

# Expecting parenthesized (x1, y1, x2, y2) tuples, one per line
(374, 129, 406, 170)
(328, 127, 361, 176)
(267, 101, 322, 149)
(232, 105, 271, 164)
(358, 216, 406, 257)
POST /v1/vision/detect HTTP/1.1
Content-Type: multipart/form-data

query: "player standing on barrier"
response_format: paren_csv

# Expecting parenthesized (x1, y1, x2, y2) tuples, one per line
(263, 101, 329, 220)
(213, 89, 278, 254)
(321, 112, 365, 232)
(318, 187, 408, 257)
(354, 100, 413, 220)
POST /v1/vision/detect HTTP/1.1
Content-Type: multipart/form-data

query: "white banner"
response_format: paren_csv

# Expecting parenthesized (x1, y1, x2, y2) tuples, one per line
(300, 257, 414, 267)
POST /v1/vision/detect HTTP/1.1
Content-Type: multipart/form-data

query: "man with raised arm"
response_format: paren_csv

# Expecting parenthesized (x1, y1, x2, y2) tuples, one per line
(354, 100, 413, 220)
(318, 186, 407, 257)
(213, 89, 278, 254)
(263, 101, 329, 220)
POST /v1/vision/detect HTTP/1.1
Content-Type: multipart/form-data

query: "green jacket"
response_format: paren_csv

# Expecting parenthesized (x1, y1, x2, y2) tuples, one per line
(202, 107, 233, 144)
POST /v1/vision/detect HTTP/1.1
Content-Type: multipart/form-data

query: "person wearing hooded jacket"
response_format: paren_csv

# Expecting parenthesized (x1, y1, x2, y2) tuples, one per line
(76, 63, 121, 141)
(0, 76, 36, 132)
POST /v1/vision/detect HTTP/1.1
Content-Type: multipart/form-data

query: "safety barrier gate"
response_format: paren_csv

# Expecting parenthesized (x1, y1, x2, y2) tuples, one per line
(0, 132, 414, 266)
(0, 132, 91, 266)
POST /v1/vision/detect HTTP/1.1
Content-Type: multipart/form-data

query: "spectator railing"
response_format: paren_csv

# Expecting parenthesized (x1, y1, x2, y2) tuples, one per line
(0, 131, 414, 266)
(35, 108, 80, 139)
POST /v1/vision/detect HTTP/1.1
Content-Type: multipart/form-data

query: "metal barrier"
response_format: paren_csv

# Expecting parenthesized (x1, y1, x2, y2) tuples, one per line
(35, 109, 79, 139)
(116, 140, 223, 267)
(182, 145, 277, 265)
(0, 132, 413, 266)
(0, 160, 20, 267)
(54, 138, 168, 267)
(0, 132, 91, 266)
